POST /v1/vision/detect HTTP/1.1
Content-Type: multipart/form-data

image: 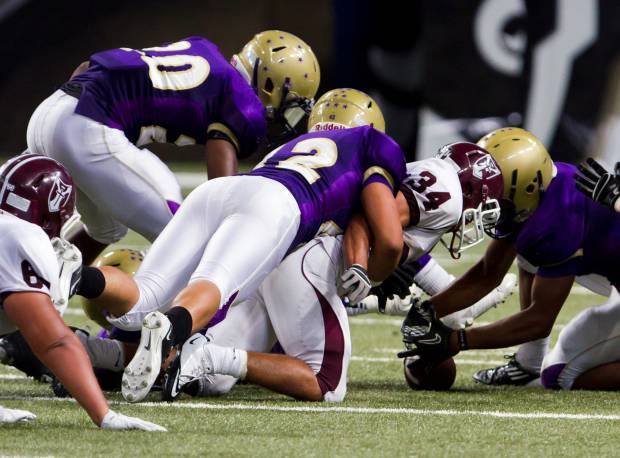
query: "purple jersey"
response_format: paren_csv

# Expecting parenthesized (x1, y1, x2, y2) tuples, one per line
(70, 36, 266, 157)
(516, 162, 620, 288)
(248, 126, 406, 247)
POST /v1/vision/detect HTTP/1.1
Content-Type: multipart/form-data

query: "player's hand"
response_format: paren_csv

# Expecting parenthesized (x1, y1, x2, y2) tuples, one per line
(576, 158, 620, 211)
(400, 300, 456, 360)
(101, 409, 167, 432)
(339, 264, 372, 305)
(0, 406, 36, 423)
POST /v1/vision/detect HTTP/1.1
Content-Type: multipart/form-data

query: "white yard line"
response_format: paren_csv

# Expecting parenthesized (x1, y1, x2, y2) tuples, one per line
(349, 317, 566, 330)
(0, 374, 26, 380)
(64, 308, 84, 316)
(351, 356, 504, 365)
(1, 395, 619, 422)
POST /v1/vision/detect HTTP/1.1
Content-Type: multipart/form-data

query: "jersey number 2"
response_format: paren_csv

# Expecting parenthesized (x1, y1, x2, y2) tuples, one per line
(255, 138, 338, 184)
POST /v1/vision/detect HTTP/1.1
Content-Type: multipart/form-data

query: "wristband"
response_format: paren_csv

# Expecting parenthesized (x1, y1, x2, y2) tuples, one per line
(457, 328, 469, 351)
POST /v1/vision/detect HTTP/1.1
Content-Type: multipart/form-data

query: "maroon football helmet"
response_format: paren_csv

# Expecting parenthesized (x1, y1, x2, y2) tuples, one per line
(436, 142, 504, 258)
(0, 153, 76, 239)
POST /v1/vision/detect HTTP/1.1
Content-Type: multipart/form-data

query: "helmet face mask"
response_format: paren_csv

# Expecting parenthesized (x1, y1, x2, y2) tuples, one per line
(0, 153, 76, 239)
(477, 127, 554, 229)
(436, 142, 504, 258)
(232, 30, 320, 146)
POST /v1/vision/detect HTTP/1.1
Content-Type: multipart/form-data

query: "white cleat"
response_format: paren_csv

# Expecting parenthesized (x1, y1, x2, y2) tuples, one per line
(122, 311, 173, 403)
(162, 333, 214, 402)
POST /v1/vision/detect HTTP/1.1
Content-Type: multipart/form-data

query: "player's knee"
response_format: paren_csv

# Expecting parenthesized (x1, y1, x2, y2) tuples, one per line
(540, 363, 565, 390)
(315, 372, 346, 402)
(85, 224, 128, 245)
(322, 386, 347, 402)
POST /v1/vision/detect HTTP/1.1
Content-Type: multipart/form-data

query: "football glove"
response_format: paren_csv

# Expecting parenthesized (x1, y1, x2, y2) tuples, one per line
(101, 409, 167, 432)
(346, 284, 424, 316)
(399, 300, 455, 361)
(575, 158, 620, 211)
(51, 237, 83, 315)
(339, 264, 372, 305)
(0, 406, 36, 423)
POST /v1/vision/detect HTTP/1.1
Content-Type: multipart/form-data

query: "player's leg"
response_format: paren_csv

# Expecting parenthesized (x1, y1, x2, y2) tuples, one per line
(123, 177, 300, 401)
(542, 289, 620, 390)
(27, 90, 182, 250)
(163, 294, 276, 399)
(259, 236, 351, 401)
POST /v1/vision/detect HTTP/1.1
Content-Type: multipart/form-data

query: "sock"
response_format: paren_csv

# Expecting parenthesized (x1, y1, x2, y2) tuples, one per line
(165, 307, 193, 346)
(206, 344, 248, 380)
(515, 336, 550, 374)
(413, 257, 455, 295)
(76, 266, 106, 299)
(75, 330, 125, 371)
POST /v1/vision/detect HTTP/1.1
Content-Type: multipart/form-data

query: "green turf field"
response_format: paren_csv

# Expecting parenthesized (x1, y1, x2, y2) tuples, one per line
(0, 167, 618, 457)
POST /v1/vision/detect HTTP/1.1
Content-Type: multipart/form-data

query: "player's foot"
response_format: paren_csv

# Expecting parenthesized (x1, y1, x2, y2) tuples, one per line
(122, 311, 173, 402)
(472, 354, 540, 386)
(162, 333, 214, 402)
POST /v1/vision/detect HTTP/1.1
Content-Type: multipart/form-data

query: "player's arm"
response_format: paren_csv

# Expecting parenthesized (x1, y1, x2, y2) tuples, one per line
(451, 273, 573, 350)
(3, 292, 109, 425)
(361, 182, 403, 281)
(432, 238, 517, 317)
(70, 61, 90, 79)
(204, 138, 238, 179)
(344, 191, 409, 269)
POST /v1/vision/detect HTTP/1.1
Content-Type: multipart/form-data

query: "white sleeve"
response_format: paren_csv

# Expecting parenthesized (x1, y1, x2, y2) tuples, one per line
(0, 223, 58, 304)
(401, 159, 463, 261)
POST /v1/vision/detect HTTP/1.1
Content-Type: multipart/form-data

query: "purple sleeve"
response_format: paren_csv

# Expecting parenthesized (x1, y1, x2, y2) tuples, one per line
(211, 71, 266, 158)
(362, 128, 406, 195)
(537, 257, 580, 278)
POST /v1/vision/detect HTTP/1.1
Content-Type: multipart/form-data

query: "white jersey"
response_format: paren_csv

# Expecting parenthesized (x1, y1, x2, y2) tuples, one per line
(400, 158, 463, 261)
(0, 212, 60, 335)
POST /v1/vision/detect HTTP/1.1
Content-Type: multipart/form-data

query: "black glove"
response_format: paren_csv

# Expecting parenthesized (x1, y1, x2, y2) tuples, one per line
(371, 262, 419, 311)
(399, 300, 455, 360)
(576, 158, 620, 210)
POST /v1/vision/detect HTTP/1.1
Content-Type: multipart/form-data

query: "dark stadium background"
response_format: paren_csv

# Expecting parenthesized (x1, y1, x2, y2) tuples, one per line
(1, 0, 619, 165)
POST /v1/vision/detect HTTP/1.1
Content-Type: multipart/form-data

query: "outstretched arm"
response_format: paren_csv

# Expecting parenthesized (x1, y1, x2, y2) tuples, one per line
(432, 238, 517, 317)
(205, 138, 239, 179)
(4, 292, 109, 426)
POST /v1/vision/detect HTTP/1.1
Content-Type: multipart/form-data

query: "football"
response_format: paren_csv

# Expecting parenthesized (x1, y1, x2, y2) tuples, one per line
(403, 354, 457, 391)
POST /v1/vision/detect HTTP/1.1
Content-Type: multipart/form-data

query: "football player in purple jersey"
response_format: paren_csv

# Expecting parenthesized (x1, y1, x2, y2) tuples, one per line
(27, 31, 320, 264)
(75, 88, 406, 402)
(399, 127, 620, 388)
(0, 154, 164, 430)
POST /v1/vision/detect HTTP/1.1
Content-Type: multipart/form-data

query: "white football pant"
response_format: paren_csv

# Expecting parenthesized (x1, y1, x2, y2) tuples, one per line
(27, 90, 183, 244)
(110, 175, 300, 330)
(542, 288, 620, 389)
(203, 235, 351, 402)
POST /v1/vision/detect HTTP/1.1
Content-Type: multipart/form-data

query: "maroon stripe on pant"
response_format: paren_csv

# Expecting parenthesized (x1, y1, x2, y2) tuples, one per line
(311, 285, 345, 396)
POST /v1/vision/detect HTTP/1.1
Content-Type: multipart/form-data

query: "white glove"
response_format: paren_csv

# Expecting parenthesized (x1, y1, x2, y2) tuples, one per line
(51, 237, 83, 315)
(441, 273, 517, 329)
(0, 406, 36, 423)
(338, 264, 372, 305)
(349, 284, 424, 316)
(101, 409, 167, 432)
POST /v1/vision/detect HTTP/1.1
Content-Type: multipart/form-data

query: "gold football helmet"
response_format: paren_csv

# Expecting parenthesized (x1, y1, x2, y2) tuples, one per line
(477, 127, 554, 223)
(232, 30, 320, 128)
(308, 88, 385, 133)
(81, 248, 144, 330)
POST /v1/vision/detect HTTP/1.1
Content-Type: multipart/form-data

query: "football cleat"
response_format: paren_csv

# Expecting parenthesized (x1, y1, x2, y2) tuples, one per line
(122, 311, 173, 402)
(472, 354, 540, 386)
(162, 333, 214, 402)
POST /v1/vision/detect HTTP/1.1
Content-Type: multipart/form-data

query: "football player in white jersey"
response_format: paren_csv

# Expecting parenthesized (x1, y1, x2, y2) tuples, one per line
(0, 154, 164, 431)
(158, 95, 509, 402)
